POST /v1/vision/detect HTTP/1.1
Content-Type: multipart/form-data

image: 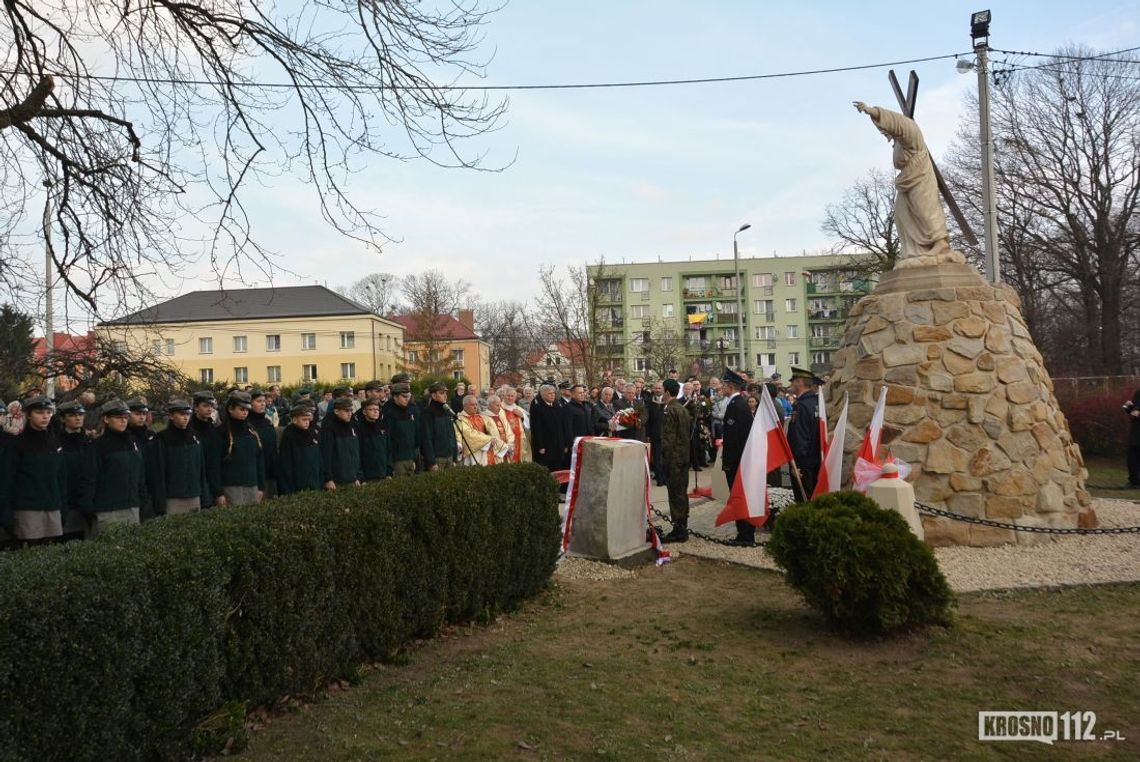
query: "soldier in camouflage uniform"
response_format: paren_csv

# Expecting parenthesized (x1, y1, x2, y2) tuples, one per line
(660, 378, 693, 543)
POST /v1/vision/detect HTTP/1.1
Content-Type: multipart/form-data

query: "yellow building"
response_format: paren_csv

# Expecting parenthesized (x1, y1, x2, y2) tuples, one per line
(98, 286, 405, 386)
(391, 310, 491, 389)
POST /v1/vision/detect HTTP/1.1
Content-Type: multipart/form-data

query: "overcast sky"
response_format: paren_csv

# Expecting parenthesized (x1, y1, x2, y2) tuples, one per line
(59, 0, 1140, 329)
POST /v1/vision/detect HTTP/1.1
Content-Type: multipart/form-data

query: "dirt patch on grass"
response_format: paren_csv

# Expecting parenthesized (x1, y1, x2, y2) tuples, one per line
(239, 557, 1140, 761)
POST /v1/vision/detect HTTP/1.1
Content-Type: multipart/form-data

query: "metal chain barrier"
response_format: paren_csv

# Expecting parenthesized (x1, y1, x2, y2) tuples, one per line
(914, 501, 1140, 535)
(650, 487, 800, 548)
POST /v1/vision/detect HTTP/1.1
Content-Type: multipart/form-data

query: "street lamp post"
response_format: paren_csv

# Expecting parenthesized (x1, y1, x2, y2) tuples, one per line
(733, 223, 751, 369)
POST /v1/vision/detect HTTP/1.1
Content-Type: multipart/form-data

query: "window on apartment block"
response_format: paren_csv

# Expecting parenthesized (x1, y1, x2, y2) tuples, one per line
(200, 368, 214, 383)
(635, 358, 650, 372)
(753, 299, 774, 315)
(756, 353, 776, 366)
(662, 303, 675, 318)
(302, 364, 318, 381)
(266, 334, 281, 352)
(629, 278, 649, 293)
(233, 335, 247, 353)
(755, 326, 776, 340)
(811, 351, 831, 365)
(785, 298, 797, 312)
(788, 352, 800, 366)
(660, 277, 673, 292)
(301, 333, 317, 350)
(630, 304, 649, 319)
(340, 331, 355, 349)
(786, 325, 799, 339)
(199, 337, 213, 354)
(784, 272, 796, 286)
(266, 366, 282, 383)
(234, 367, 249, 384)
(341, 362, 356, 379)
(752, 273, 774, 288)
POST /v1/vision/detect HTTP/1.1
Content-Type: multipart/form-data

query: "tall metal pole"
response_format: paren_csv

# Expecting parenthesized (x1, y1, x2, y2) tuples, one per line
(975, 42, 1000, 284)
(42, 182, 55, 399)
(732, 223, 751, 370)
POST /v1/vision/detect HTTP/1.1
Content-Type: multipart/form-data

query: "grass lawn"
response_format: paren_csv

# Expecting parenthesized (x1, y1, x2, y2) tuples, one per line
(238, 559, 1140, 761)
(1083, 455, 1140, 502)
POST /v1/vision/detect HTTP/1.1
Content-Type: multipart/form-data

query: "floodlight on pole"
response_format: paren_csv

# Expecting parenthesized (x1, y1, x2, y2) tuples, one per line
(970, 10, 991, 42)
(732, 223, 751, 370)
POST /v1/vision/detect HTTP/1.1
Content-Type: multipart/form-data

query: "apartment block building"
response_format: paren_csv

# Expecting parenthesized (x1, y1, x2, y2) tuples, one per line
(98, 286, 406, 387)
(587, 254, 873, 379)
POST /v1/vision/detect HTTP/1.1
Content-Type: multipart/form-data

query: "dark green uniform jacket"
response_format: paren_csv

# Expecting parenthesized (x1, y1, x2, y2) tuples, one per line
(59, 430, 96, 519)
(320, 417, 362, 484)
(277, 424, 323, 495)
(206, 419, 265, 498)
(382, 402, 420, 463)
(4, 427, 67, 529)
(129, 424, 161, 516)
(662, 400, 693, 475)
(155, 425, 210, 513)
(190, 415, 215, 441)
(420, 400, 458, 463)
(93, 428, 148, 513)
(248, 410, 278, 481)
(357, 417, 391, 481)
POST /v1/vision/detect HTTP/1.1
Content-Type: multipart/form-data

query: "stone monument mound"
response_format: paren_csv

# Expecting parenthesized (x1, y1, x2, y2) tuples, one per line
(826, 262, 1091, 546)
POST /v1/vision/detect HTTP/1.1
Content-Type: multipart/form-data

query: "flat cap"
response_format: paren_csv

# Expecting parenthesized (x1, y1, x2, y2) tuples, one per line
(193, 391, 217, 405)
(390, 372, 411, 385)
(166, 398, 193, 413)
(332, 385, 351, 397)
(296, 387, 313, 397)
(126, 396, 149, 412)
(290, 402, 315, 416)
(57, 399, 85, 415)
(391, 382, 411, 395)
(101, 399, 130, 416)
(332, 397, 354, 411)
(428, 381, 448, 394)
(22, 395, 54, 412)
(225, 391, 252, 409)
(248, 388, 267, 400)
(364, 379, 385, 391)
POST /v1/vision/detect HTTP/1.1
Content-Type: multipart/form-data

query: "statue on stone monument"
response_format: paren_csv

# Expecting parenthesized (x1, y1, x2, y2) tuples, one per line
(853, 102, 967, 270)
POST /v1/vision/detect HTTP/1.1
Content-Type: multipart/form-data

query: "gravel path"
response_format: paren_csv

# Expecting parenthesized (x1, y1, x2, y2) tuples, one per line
(558, 476, 1140, 593)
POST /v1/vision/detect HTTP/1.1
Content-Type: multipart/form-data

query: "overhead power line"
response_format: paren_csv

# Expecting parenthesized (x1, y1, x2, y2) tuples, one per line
(990, 45, 1140, 74)
(32, 52, 971, 92)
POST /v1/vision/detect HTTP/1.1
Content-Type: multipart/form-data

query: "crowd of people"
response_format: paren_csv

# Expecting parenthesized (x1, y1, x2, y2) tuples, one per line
(0, 364, 834, 549)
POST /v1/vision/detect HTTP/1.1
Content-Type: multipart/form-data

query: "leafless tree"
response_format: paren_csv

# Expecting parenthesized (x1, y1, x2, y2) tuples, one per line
(637, 318, 684, 380)
(399, 268, 473, 377)
(944, 46, 1140, 375)
(475, 299, 537, 383)
(41, 335, 189, 401)
(533, 261, 609, 387)
(0, 1, 505, 317)
(820, 168, 901, 277)
(339, 272, 401, 315)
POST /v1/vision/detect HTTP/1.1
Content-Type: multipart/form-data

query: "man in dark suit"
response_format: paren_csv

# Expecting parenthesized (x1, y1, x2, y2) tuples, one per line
(530, 384, 566, 470)
(719, 369, 755, 545)
(787, 366, 823, 501)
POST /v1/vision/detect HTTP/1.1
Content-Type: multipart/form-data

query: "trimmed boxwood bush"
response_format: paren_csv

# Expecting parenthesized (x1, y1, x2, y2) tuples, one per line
(767, 490, 955, 637)
(0, 463, 560, 761)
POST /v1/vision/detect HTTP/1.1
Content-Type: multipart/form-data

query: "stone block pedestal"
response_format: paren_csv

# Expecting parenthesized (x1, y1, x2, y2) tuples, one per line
(567, 439, 652, 562)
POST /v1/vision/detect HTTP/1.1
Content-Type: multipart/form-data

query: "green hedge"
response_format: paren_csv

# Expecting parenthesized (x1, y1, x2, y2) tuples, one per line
(0, 463, 560, 761)
(766, 491, 956, 637)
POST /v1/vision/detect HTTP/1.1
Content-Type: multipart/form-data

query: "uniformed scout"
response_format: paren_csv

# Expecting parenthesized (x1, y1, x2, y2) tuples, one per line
(357, 398, 391, 481)
(126, 396, 161, 521)
(3, 396, 67, 544)
(248, 388, 279, 499)
(276, 403, 323, 495)
(206, 391, 265, 507)
(383, 382, 419, 476)
(660, 379, 693, 543)
(57, 399, 96, 538)
(421, 381, 458, 471)
(787, 366, 823, 501)
(154, 398, 210, 515)
(191, 390, 217, 440)
(91, 399, 147, 537)
(719, 369, 756, 545)
(320, 397, 362, 489)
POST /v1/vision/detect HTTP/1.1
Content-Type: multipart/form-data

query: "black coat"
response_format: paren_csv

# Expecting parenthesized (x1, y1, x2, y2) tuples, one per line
(564, 400, 593, 440)
(720, 394, 753, 472)
(529, 399, 565, 466)
(1129, 389, 1140, 447)
(788, 390, 822, 467)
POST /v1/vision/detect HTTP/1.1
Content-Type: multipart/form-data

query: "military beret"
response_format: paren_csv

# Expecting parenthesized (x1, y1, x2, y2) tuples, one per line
(225, 391, 252, 409)
(57, 399, 85, 415)
(332, 397, 354, 411)
(22, 395, 54, 413)
(428, 381, 448, 394)
(364, 380, 384, 391)
(166, 398, 193, 413)
(101, 399, 130, 416)
(391, 382, 411, 395)
(193, 391, 217, 405)
(126, 396, 149, 412)
(663, 379, 681, 396)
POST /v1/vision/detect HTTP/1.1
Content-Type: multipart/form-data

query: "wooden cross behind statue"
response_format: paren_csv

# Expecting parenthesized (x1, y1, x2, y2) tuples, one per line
(888, 70, 979, 246)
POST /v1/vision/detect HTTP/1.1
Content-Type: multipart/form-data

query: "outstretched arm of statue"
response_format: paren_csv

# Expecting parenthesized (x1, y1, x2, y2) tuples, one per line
(852, 101, 880, 120)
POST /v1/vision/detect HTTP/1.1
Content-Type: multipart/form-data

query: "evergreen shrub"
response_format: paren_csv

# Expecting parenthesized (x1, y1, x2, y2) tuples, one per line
(767, 490, 955, 637)
(0, 463, 560, 761)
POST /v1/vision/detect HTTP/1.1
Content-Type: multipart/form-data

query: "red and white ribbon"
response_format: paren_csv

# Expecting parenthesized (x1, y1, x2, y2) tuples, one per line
(853, 455, 911, 493)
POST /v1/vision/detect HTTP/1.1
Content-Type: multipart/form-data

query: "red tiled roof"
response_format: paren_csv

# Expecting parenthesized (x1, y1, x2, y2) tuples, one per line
(33, 332, 95, 357)
(390, 313, 479, 341)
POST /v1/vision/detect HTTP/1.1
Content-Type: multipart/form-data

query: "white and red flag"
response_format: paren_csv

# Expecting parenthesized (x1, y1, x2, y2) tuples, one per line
(715, 385, 794, 528)
(853, 386, 912, 491)
(812, 393, 849, 497)
(857, 385, 888, 464)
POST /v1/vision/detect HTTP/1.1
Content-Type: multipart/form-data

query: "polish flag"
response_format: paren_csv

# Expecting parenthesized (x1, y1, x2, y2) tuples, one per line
(857, 385, 888, 463)
(812, 394, 849, 497)
(716, 385, 794, 528)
